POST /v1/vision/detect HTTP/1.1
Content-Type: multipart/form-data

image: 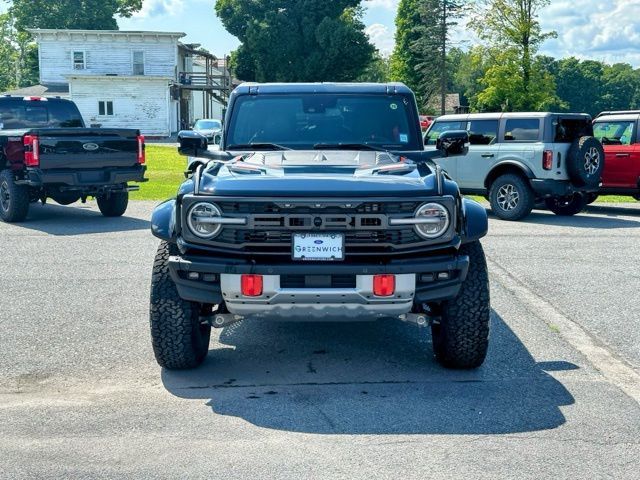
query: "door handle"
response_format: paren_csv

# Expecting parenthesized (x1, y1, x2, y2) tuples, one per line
(481, 154, 495, 158)
(616, 153, 630, 157)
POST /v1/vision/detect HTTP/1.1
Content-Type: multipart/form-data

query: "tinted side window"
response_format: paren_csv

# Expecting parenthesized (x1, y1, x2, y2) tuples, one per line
(468, 120, 499, 145)
(0, 100, 84, 129)
(593, 121, 635, 146)
(425, 121, 466, 145)
(47, 101, 84, 127)
(504, 119, 540, 142)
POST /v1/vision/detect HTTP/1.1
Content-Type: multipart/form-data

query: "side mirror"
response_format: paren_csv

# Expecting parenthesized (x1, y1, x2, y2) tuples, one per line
(178, 130, 208, 156)
(436, 130, 469, 157)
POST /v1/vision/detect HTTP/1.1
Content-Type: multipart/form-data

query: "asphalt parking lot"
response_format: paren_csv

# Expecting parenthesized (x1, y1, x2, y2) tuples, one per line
(1, 201, 639, 479)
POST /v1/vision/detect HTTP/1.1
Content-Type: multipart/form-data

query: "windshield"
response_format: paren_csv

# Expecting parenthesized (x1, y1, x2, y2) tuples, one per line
(593, 121, 635, 145)
(226, 94, 420, 150)
(0, 100, 84, 129)
(194, 120, 221, 130)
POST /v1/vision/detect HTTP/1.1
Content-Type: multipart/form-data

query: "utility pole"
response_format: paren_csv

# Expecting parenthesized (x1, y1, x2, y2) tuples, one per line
(440, 0, 447, 115)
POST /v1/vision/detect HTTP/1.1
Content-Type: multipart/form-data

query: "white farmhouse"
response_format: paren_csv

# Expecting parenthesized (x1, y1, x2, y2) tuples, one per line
(6, 29, 232, 137)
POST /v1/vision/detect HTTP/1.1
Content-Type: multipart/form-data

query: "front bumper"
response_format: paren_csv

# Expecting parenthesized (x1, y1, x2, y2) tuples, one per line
(16, 165, 147, 189)
(529, 179, 599, 197)
(168, 253, 470, 312)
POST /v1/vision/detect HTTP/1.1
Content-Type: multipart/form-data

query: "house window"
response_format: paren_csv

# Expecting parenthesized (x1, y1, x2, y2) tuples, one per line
(73, 51, 85, 70)
(98, 101, 114, 116)
(133, 51, 145, 75)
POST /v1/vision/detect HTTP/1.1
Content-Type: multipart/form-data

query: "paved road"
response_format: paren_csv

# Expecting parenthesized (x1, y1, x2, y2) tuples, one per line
(1, 201, 639, 479)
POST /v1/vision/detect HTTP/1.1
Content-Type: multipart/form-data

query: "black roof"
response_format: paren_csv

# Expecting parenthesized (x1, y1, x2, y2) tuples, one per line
(233, 82, 413, 95)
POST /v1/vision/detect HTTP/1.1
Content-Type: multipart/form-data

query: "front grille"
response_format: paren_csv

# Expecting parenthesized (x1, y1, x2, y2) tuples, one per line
(217, 229, 421, 246)
(217, 201, 420, 215)
(280, 274, 357, 289)
(182, 197, 456, 257)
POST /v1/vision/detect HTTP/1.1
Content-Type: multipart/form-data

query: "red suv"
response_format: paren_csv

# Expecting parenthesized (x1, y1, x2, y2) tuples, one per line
(592, 111, 640, 201)
(419, 115, 433, 131)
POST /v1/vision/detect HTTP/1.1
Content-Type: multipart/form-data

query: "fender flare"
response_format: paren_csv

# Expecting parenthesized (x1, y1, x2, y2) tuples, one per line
(484, 160, 535, 189)
(151, 198, 177, 241)
(461, 197, 488, 244)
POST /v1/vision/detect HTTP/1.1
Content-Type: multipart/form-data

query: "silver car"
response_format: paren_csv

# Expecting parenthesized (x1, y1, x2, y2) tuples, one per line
(193, 119, 222, 142)
(425, 112, 605, 220)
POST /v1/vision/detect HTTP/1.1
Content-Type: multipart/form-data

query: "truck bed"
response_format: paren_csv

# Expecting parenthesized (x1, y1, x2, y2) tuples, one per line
(30, 128, 142, 170)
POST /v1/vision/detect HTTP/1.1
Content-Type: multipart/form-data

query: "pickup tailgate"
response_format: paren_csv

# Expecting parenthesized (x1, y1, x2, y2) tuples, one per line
(32, 128, 141, 170)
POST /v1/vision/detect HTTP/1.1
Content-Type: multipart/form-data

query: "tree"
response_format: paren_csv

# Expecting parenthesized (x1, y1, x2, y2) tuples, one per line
(449, 46, 490, 109)
(553, 58, 604, 115)
(215, 1, 375, 82)
(0, 12, 38, 92)
(10, 0, 143, 31)
(390, 0, 422, 94)
(391, 0, 464, 111)
(470, 0, 556, 107)
(358, 52, 391, 82)
(473, 47, 561, 111)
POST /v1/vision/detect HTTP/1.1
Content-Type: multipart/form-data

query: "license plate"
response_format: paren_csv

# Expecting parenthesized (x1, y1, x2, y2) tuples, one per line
(292, 233, 345, 261)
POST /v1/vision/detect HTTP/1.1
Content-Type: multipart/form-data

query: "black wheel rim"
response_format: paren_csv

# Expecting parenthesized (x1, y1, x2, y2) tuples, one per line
(0, 180, 10, 212)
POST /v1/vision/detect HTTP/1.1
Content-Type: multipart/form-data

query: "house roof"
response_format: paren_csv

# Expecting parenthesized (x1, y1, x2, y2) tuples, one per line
(1, 84, 69, 98)
(27, 29, 186, 39)
(66, 75, 174, 81)
(428, 94, 461, 113)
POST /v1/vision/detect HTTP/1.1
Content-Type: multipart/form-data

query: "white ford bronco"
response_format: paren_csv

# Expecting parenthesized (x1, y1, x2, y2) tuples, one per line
(425, 112, 605, 220)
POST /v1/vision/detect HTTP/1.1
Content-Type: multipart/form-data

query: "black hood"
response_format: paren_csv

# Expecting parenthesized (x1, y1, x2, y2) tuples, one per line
(194, 150, 450, 197)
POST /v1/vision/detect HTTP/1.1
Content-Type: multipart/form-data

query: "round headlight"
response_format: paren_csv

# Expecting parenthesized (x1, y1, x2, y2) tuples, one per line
(414, 203, 450, 239)
(187, 202, 222, 239)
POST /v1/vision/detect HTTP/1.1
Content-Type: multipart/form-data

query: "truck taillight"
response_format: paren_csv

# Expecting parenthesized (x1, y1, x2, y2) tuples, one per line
(23, 135, 40, 167)
(137, 135, 145, 164)
(543, 150, 553, 170)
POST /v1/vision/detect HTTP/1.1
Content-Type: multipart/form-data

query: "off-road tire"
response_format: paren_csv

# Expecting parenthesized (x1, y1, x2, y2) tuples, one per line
(566, 137, 605, 187)
(431, 241, 490, 369)
(489, 173, 535, 221)
(150, 241, 211, 369)
(545, 193, 588, 216)
(97, 190, 128, 217)
(0, 169, 29, 223)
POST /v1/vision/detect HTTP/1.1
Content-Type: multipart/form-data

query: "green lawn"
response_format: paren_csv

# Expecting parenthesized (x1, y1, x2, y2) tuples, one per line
(130, 145, 186, 201)
(131, 146, 638, 204)
(468, 194, 637, 204)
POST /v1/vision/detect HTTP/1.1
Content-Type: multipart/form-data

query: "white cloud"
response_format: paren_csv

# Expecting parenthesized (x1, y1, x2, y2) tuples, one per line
(538, 0, 640, 65)
(366, 23, 395, 55)
(362, 0, 640, 66)
(133, 0, 184, 18)
(364, 0, 400, 10)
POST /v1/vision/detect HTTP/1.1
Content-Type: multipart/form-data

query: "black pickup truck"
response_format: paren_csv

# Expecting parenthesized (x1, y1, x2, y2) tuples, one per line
(0, 96, 146, 222)
(150, 83, 490, 371)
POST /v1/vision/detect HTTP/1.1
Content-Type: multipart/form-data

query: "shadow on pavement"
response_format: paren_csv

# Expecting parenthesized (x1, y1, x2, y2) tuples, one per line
(162, 311, 576, 435)
(585, 203, 640, 217)
(4, 202, 150, 235)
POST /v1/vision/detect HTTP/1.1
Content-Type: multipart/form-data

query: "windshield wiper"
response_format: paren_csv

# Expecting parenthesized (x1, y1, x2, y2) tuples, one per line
(226, 143, 291, 151)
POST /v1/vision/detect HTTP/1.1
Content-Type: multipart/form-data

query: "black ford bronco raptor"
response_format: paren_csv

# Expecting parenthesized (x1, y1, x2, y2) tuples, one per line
(149, 83, 490, 370)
